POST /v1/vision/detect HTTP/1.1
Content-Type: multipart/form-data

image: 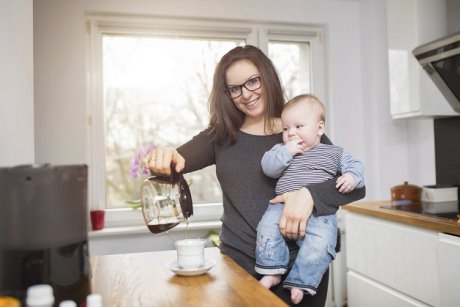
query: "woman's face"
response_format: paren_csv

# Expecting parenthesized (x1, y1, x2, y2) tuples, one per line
(225, 60, 265, 120)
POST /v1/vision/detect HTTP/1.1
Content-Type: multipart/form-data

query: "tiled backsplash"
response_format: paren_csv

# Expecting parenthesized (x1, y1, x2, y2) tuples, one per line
(434, 117, 460, 185)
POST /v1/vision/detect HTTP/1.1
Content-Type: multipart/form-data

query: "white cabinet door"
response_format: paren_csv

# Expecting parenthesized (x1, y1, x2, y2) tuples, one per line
(348, 271, 431, 307)
(346, 213, 440, 306)
(387, 0, 457, 118)
(438, 233, 460, 307)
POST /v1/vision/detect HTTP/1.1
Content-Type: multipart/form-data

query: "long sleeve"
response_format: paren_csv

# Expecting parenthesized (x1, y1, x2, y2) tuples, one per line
(309, 179, 366, 216)
(176, 127, 216, 173)
(309, 134, 366, 216)
(340, 151, 365, 188)
(261, 143, 293, 178)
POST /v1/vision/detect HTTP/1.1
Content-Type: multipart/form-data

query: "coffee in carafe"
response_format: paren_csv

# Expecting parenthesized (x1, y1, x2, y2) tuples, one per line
(141, 169, 193, 234)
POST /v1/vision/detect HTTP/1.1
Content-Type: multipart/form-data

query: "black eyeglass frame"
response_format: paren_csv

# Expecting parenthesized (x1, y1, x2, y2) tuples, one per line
(225, 76, 262, 99)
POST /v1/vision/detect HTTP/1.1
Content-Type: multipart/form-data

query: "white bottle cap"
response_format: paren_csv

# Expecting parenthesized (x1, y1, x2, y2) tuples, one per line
(26, 284, 54, 307)
(59, 300, 77, 307)
(86, 293, 103, 307)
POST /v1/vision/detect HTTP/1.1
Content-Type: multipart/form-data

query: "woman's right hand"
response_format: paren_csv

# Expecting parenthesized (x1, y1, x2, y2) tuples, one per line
(270, 187, 314, 240)
(142, 147, 185, 175)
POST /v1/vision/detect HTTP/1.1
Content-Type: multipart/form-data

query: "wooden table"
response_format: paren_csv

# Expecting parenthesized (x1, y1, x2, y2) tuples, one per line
(91, 247, 287, 307)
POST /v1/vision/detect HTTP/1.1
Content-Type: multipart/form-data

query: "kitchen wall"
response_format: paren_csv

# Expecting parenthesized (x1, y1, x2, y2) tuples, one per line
(3, 0, 459, 200)
(34, 0, 87, 165)
(0, 0, 34, 165)
(447, 0, 460, 34)
(434, 118, 460, 185)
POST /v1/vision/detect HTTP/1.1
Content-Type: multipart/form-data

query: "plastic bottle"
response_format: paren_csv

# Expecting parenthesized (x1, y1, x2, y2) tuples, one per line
(59, 300, 77, 307)
(86, 294, 103, 307)
(26, 284, 54, 307)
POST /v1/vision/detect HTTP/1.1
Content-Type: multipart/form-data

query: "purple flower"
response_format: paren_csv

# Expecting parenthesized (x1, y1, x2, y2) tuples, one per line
(130, 145, 156, 179)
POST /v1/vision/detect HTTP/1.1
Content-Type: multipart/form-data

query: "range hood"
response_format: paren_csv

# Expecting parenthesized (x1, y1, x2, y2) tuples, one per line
(413, 31, 460, 114)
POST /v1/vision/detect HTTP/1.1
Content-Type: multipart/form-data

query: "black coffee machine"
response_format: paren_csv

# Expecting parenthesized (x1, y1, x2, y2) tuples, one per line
(0, 164, 91, 305)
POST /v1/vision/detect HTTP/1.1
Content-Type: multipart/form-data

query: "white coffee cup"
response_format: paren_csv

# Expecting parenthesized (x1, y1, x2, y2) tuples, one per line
(175, 238, 206, 269)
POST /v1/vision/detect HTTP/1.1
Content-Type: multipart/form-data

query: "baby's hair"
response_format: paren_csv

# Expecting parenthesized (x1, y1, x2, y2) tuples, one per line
(284, 94, 326, 123)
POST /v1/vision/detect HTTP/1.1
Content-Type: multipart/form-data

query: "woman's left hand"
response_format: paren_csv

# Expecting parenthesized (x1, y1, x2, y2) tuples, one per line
(270, 187, 314, 240)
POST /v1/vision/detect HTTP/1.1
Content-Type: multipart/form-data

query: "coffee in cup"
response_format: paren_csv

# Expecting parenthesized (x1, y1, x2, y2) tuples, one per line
(174, 238, 206, 269)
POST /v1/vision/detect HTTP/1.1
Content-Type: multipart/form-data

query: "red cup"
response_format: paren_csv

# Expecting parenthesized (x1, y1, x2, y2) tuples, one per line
(90, 210, 105, 231)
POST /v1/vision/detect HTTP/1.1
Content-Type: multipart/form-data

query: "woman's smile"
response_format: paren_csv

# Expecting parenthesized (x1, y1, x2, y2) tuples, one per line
(238, 95, 263, 117)
(243, 97, 260, 108)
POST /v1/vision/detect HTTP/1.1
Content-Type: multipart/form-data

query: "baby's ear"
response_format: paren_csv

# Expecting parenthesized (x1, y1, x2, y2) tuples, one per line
(317, 120, 325, 135)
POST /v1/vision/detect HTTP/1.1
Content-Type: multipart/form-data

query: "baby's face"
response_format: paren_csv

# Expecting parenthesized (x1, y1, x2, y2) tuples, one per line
(281, 102, 323, 151)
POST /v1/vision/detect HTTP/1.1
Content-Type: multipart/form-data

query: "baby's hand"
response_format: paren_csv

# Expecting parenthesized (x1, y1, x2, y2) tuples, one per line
(284, 139, 304, 157)
(336, 173, 357, 193)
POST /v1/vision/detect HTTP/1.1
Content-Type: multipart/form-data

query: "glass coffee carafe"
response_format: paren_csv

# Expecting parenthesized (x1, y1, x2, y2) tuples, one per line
(141, 168, 193, 234)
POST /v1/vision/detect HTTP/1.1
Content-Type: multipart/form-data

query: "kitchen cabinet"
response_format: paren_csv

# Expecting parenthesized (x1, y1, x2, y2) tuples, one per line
(387, 0, 457, 118)
(345, 211, 460, 307)
(346, 213, 440, 306)
(347, 271, 431, 307)
(438, 233, 460, 307)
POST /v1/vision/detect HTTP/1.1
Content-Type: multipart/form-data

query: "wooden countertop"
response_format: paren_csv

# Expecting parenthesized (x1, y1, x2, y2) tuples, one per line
(343, 201, 460, 236)
(91, 247, 287, 307)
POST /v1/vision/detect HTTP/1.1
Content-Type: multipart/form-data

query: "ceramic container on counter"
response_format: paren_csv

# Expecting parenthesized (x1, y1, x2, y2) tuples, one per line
(391, 181, 422, 204)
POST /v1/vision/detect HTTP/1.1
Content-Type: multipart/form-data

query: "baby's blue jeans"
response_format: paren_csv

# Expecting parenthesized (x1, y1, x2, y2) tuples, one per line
(255, 203, 337, 294)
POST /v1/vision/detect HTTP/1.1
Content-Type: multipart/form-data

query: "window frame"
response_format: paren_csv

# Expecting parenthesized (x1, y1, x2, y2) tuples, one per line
(86, 14, 327, 227)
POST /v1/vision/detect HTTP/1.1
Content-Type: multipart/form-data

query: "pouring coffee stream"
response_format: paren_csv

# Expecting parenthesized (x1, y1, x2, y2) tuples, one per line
(141, 165, 193, 235)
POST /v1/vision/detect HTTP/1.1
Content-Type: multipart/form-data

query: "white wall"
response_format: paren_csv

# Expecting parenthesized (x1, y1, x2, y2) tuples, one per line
(0, 0, 35, 166)
(32, 0, 443, 201)
(34, 0, 87, 164)
(447, 0, 460, 34)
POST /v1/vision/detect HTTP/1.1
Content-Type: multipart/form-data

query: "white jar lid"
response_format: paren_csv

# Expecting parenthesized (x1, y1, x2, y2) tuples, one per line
(86, 293, 103, 307)
(59, 300, 77, 307)
(26, 284, 54, 306)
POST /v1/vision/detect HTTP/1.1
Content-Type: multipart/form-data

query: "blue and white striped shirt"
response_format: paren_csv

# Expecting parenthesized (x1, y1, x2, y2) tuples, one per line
(261, 143, 364, 195)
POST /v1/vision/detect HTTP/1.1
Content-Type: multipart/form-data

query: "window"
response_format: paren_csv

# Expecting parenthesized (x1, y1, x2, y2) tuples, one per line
(88, 16, 326, 217)
(269, 41, 311, 98)
(102, 37, 241, 208)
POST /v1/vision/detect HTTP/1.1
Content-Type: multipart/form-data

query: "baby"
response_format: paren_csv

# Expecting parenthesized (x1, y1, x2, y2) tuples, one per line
(255, 94, 364, 304)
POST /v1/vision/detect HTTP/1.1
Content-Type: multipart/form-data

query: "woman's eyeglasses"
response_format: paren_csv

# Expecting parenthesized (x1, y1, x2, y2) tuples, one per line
(225, 76, 261, 99)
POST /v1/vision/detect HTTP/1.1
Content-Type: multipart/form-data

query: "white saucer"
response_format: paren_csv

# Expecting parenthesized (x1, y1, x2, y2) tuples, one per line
(166, 259, 216, 276)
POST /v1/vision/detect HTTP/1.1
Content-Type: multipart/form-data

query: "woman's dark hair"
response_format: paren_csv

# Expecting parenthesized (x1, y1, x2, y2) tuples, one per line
(208, 45, 285, 145)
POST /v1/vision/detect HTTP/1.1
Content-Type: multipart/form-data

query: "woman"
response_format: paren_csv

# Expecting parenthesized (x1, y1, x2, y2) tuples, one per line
(144, 45, 365, 306)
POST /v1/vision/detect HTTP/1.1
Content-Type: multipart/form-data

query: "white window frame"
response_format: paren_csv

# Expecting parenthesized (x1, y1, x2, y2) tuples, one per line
(86, 14, 327, 228)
